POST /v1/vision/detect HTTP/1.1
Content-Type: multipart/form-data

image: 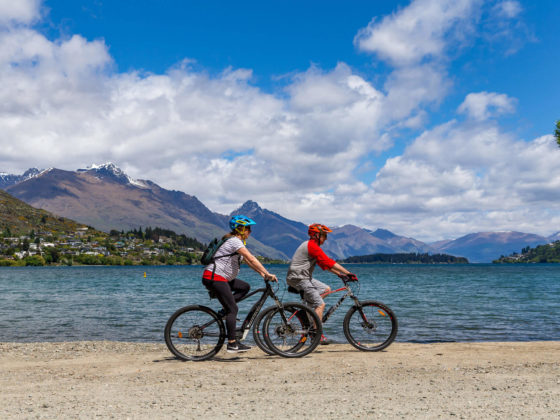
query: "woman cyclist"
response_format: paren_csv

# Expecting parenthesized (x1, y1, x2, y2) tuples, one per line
(202, 215, 278, 353)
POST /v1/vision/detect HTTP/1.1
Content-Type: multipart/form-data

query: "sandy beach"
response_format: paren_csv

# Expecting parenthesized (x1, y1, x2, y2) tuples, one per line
(1, 341, 559, 419)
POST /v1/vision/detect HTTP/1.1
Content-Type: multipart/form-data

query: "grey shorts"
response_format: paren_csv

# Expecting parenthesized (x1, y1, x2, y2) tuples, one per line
(291, 278, 330, 309)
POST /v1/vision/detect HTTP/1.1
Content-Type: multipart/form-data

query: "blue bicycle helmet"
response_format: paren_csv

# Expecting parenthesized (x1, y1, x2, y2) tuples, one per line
(229, 215, 256, 231)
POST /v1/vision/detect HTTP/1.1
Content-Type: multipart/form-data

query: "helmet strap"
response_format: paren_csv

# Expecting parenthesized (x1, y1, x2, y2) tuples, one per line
(235, 226, 248, 245)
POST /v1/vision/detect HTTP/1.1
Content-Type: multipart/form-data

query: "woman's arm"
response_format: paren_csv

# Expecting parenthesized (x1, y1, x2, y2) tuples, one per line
(237, 247, 278, 282)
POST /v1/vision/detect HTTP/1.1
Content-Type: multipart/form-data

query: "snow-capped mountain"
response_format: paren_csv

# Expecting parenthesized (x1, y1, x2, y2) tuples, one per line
(0, 168, 42, 189)
(77, 163, 149, 188)
(3, 163, 558, 261)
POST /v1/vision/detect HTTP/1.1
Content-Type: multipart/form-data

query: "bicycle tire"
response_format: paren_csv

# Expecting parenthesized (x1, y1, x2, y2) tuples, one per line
(343, 300, 398, 351)
(164, 305, 225, 361)
(262, 302, 322, 358)
(252, 306, 278, 356)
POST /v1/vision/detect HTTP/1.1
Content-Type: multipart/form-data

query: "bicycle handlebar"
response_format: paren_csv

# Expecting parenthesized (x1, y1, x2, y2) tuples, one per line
(339, 273, 358, 282)
(264, 274, 278, 283)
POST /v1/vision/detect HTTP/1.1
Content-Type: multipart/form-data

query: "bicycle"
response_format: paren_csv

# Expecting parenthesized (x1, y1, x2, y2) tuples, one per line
(164, 276, 322, 361)
(280, 274, 398, 352)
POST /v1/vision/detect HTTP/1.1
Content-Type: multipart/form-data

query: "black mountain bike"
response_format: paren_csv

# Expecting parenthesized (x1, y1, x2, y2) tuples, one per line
(285, 274, 398, 351)
(164, 277, 322, 361)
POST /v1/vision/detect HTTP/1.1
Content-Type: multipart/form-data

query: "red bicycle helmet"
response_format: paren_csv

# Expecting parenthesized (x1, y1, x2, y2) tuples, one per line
(308, 223, 332, 238)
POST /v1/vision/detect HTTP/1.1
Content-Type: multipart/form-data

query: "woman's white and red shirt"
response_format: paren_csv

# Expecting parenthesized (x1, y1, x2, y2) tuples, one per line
(203, 237, 245, 282)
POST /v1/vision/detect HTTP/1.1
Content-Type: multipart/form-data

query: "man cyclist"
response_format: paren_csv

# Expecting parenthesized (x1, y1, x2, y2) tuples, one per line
(202, 215, 278, 353)
(286, 223, 357, 344)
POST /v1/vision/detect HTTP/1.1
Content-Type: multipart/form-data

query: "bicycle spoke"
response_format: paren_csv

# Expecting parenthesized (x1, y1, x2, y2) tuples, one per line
(343, 301, 398, 352)
(164, 306, 225, 361)
(263, 303, 322, 358)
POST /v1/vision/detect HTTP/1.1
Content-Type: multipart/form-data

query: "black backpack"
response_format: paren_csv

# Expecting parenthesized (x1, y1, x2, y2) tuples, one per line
(201, 237, 237, 265)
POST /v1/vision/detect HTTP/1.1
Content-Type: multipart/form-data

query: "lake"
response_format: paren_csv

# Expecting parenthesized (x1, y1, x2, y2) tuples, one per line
(1, 264, 559, 344)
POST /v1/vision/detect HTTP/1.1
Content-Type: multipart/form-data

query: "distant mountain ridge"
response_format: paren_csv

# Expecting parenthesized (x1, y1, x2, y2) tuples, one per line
(0, 168, 42, 190)
(432, 231, 549, 263)
(2, 164, 557, 262)
(4, 164, 287, 259)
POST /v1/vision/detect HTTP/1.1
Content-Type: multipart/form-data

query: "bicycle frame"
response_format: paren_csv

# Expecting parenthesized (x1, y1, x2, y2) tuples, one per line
(207, 279, 283, 340)
(320, 278, 361, 323)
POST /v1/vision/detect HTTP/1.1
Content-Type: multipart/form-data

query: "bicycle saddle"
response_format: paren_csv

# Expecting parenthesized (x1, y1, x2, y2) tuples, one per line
(287, 286, 305, 299)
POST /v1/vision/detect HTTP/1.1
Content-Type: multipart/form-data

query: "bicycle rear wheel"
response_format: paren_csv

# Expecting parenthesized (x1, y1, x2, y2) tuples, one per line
(343, 300, 398, 351)
(252, 306, 278, 356)
(263, 302, 322, 358)
(164, 305, 225, 361)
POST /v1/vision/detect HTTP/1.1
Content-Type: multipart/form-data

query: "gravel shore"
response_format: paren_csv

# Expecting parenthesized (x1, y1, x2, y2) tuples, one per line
(1, 341, 559, 419)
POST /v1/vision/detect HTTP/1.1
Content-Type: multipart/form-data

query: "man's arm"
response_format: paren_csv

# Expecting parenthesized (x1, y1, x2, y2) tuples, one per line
(328, 262, 352, 277)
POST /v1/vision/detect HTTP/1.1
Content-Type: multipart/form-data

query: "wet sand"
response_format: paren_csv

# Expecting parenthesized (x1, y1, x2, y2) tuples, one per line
(1, 341, 559, 419)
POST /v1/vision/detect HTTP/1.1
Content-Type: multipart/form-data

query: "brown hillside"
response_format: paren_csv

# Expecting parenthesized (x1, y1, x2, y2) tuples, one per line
(0, 189, 88, 236)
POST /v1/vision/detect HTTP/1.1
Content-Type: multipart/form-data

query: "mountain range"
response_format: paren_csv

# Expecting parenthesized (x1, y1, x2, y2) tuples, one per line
(2, 163, 557, 262)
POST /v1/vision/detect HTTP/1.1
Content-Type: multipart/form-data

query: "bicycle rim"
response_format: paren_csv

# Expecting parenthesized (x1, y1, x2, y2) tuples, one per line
(343, 300, 398, 351)
(164, 305, 225, 361)
(252, 306, 278, 356)
(263, 302, 322, 358)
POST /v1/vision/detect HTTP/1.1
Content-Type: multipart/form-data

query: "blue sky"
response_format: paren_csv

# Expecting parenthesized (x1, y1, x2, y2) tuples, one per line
(1, 0, 560, 241)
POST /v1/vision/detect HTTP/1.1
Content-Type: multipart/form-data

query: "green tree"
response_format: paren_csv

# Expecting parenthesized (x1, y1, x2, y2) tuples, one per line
(43, 247, 60, 264)
(24, 255, 46, 266)
(556, 120, 560, 147)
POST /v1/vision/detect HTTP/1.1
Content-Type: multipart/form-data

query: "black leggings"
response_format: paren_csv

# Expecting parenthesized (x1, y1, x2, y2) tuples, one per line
(202, 278, 250, 341)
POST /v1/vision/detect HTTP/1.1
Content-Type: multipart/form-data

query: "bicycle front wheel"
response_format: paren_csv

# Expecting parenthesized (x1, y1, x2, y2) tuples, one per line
(263, 302, 322, 358)
(343, 300, 398, 351)
(164, 305, 225, 361)
(252, 306, 278, 356)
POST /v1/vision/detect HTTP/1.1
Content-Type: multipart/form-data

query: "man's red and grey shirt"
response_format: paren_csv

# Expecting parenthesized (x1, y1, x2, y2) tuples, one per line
(286, 240, 336, 285)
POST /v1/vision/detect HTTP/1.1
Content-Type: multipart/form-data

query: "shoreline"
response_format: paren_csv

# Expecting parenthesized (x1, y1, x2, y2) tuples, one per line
(1, 341, 559, 419)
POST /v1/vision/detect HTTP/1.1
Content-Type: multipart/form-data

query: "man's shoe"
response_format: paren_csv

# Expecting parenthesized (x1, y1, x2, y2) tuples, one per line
(226, 341, 252, 353)
(320, 335, 331, 345)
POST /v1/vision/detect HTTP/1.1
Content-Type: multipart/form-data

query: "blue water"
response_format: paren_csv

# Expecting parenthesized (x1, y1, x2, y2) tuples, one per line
(1, 264, 559, 344)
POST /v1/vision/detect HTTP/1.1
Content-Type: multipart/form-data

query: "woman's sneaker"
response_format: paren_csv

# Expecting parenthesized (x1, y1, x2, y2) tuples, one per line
(226, 341, 252, 353)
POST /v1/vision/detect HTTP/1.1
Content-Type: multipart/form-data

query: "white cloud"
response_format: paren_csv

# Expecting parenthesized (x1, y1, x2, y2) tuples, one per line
(354, 0, 479, 66)
(484, 0, 532, 55)
(494, 1, 522, 18)
(0, 0, 555, 243)
(0, 0, 41, 25)
(457, 92, 516, 120)
(352, 122, 560, 241)
(0, 11, 395, 214)
(383, 64, 451, 120)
